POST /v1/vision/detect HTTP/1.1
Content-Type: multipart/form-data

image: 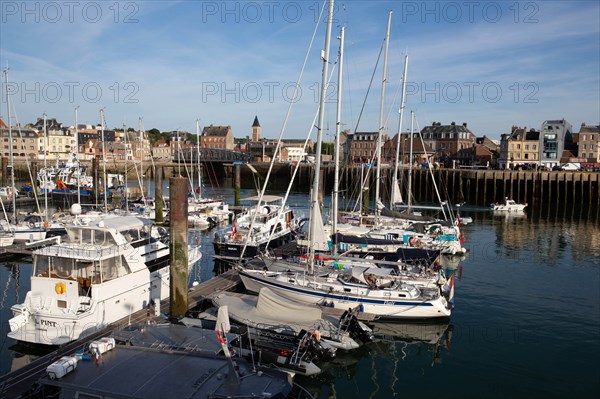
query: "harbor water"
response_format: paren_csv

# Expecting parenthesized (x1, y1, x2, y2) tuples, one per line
(1, 187, 599, 398)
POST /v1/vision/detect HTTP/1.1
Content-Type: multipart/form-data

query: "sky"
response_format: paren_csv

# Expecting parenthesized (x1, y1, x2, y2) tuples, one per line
(0, 0, 599, 141)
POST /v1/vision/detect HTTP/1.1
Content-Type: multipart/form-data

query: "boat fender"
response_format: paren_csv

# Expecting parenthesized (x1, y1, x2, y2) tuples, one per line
(55, 282, 66, 295)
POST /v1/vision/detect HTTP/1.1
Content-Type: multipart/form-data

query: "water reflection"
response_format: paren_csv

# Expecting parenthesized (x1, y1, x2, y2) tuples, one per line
(296, 320, 452, 398)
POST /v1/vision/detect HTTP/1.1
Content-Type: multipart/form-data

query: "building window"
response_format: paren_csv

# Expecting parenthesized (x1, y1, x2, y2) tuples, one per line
(525, 145, 529, 150)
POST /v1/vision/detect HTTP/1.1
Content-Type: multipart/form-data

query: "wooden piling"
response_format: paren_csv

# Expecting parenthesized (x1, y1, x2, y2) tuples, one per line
(155, 167, 164, 223)
(169, 176, 189, 318)
(92, 157, 99, 205)
(234, 163, 241, 207)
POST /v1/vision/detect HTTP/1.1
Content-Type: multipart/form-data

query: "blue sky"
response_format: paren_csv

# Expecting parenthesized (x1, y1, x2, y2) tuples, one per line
(1, 0, 598, 140)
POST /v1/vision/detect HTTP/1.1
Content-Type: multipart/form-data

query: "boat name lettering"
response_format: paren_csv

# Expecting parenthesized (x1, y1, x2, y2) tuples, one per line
(192, 367, 216, 388)
(36, 319, 57, 328)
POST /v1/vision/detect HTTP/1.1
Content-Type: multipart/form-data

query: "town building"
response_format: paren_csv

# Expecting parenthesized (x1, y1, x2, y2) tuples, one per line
(201, 125, 234, 150)
(382, 132, 434, 165)
(152, 140, 171, 160)
(31, 117, 76, 162)
(420, 122, 476, 161)
(539, 119, 573, 168)
(499, 126, 540, 169)
(347, 132, 382, 164)
(125, 131, 152, 161)
(0, 124, 41, 160)
(251, 116, 261, 142)
(577, 123, 599, 163)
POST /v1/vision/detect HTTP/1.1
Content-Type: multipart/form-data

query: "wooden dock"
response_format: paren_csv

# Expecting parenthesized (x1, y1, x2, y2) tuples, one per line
(0, 270, 242, 398)
(0, 236, 62, 262)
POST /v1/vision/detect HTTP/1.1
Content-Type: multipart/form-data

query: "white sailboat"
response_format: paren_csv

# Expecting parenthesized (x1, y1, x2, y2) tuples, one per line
(239, 6, 452, 319)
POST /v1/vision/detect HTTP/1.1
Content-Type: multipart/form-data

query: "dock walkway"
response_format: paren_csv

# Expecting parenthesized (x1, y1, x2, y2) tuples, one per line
(0, 236, 61, 262)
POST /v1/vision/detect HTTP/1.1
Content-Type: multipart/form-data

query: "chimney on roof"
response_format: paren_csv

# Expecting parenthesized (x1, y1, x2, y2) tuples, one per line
(462, 122, 467, 127)
(451, 121, 456, 126)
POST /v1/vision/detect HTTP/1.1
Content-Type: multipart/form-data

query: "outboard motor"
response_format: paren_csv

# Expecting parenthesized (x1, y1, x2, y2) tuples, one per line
(340, 310, 373, 344)
(298, 329, 336, 361)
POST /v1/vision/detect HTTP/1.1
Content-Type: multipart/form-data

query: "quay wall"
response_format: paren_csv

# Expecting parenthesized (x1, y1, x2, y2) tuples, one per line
(4, 159, 598, 207)
(225, 163, 600, 207)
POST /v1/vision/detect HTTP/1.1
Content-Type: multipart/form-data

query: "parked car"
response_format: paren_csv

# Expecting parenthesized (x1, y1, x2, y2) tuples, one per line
(552, 165, 562, 171)
(561, 163, 580, 171)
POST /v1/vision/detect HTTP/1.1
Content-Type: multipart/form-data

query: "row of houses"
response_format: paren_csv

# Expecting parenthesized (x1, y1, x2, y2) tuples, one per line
(345, 120, 599, 170)
(1, 115, 598, 169)
(0, 117, 151, 162)
(0, 115, 314, 164)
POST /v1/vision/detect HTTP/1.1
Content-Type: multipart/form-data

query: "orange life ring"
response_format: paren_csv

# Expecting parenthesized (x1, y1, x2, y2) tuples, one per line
(55, 282, 66, 295)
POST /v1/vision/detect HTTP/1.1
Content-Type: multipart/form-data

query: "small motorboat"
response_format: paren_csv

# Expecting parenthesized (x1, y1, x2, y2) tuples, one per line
(490, 197, 527, 212)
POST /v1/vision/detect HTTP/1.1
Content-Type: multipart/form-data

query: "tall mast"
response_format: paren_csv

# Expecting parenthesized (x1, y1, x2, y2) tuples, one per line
(332, 25, 345, 255)
(3, 68, 17, 224)
(100, 108, 108, 212)
(196, 119, 202, 199)
(123, 122, 128, 213)
(391, 53, 408, 208)
(308, 0, 334, 271)
(74, 106, 81, 205)
(408, 110, 414, 212)
(139, 117, 144, 199)
(43, 113, 48, 224)
(374, 10, 392, 226)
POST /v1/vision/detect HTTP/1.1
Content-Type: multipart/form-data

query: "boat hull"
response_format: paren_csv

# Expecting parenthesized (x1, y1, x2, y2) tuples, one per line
(213, 231, 295, 259)
(239, 270, 451, 319)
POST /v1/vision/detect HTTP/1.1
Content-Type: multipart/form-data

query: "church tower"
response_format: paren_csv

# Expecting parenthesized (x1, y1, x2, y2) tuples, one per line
(251, 115, 261, 142)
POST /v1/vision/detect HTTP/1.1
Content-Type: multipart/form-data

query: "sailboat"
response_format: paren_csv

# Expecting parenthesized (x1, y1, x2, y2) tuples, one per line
(239, 6, 452, 319)
(1, 70, 67, 244)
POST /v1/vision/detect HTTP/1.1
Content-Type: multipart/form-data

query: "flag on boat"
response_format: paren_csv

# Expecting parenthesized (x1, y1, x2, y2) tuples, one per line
(215, 305, 231, 345)
(447, 275, 455, 309)
(231, 223, 237, 239)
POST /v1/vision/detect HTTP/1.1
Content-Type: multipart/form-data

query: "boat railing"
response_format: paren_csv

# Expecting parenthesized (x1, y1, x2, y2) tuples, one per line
(37, 242, 130, 259)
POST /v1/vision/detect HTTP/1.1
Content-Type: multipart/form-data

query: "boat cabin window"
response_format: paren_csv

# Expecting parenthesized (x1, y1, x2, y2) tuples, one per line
(140, 224, 151, 240)
(53, 257, 75, 279)
(75, 260, 96, 280)
(121, 229, 140, 243)
(93, 229, 107, 245)
(34, 256, 50, 277)
(35, 256, 77, 280)
(100, 256, 126, 282)
(68, 228, 116, 245)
